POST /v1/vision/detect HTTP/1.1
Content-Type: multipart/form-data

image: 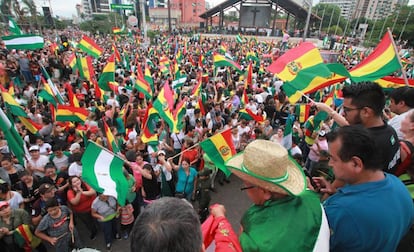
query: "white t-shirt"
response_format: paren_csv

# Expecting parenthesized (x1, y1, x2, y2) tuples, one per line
(38, 143, 52, 155)
(171, 131, 185, 150)
(8, 191, 24, 209)
(26, 155, 49, 178)
(154, 164, 172, 182)
(68, 162, 83, 177)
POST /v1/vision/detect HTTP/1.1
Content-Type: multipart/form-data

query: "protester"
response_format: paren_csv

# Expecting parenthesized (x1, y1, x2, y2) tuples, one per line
(66, 176, 98, 241)
(225, 139, 329, 251)
(168, 157, 198, 201)
(0, 201, 45, 252)
(388, 87, 414, 139)
(312, 125, 414, 251)
(35, 198, 82, 252)
(91, 194, 120, 251)
(130, 197, 241, 252)
(316, 82, 400, 174)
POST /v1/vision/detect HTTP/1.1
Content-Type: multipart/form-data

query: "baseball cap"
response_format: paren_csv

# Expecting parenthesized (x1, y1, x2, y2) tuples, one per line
(69, 143, 81, 153)
(0, 201, 9, 208)
(157, 150, 166, 156)
(29, 145, 40, 152)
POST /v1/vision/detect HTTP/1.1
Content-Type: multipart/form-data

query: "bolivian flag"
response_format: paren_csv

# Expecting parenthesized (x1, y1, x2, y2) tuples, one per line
(0, 86, 27, 117)
(56, 105, 89, 123)
(78, 35, 103, 58)
(153, 81, 175, 132)
(239, 108, 266, 123)
(78, 56, 94, 81)
(141, 103, 159, 145)
(98, 55, 116, 91)
(103, 119, 120, 153)
(18, 116, 42, 135)
(135, 75, 153, 100)
(199, 128, 236, 177)
(68, 53, 77, 70)
(213, 53, 242, 73)
(349, 32, 400, 82)
(375, 76, 414, 90)
(173, 98, 187, 133)
(295, 104, 311, 123)
(112, 27, 122, 34)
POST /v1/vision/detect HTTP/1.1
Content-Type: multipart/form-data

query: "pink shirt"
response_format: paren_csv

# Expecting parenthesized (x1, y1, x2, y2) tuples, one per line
(308, 139, 328, 162)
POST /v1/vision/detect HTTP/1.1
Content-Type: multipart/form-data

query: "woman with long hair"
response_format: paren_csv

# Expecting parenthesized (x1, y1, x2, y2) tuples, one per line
(66, 176, 98, 240)
(168, 157, 198, 201)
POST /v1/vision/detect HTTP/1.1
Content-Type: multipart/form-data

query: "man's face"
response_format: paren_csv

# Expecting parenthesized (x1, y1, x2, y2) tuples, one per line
(342, 98, 362, 125)
(389, 98, 398, 114)
(328, 139, 355, 183)
(242, 181, 268, 205)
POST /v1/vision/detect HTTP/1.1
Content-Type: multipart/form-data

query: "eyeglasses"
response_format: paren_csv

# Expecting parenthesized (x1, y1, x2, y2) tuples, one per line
(343, 106, 361, 114)
(240, 185, 256, 191)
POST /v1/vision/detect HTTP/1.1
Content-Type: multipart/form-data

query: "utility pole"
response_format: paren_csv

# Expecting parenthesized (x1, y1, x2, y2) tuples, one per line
(168, 0, 172, 33)
(140, 0, 147, 40)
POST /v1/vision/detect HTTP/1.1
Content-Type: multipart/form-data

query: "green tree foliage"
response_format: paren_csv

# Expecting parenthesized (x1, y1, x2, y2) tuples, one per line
(313, 3, 346, 35)
(79, 13, 122, 35)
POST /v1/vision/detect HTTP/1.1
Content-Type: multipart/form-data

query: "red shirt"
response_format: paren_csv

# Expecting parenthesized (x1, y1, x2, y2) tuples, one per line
(182, 149, 198, 164)
(67, 183, 96, 213)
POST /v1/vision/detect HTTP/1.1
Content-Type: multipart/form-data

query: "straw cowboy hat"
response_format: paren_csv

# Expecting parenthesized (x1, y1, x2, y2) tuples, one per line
(226, 140, 306, 196)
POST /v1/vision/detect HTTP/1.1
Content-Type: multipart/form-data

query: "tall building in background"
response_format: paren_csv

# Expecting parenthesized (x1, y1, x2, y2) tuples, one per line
(320, 0, 407, 19)
(81, 0, 112, 17)
(170, 0, 206, 25)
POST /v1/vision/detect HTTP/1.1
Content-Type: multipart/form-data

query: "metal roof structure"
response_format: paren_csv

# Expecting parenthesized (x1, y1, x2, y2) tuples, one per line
(199, 0, 319, 21)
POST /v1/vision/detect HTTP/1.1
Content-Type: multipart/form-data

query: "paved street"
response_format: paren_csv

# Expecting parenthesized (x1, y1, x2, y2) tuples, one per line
(75, 175, 250, 251)
(74, 175, 414, 251)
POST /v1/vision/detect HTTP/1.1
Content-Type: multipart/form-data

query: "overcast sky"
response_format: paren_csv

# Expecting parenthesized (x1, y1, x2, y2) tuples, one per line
(34, 0, 414, 18)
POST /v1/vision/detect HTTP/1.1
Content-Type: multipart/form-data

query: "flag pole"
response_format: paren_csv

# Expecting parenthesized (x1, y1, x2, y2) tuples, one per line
(168, 140, 201, 161)
(387, 28, 409, 86)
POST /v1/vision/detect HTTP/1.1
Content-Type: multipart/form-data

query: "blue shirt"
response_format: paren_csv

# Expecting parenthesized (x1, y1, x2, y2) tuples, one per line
(175, 167, 197, 196)
(323, 173, 414, 252)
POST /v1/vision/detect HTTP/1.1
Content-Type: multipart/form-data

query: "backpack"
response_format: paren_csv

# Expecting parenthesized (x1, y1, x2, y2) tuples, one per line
(396, 140, 414, 177)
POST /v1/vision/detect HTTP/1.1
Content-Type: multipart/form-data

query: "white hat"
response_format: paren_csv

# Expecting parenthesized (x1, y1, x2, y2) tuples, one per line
(69, 143, 81, 153)
(29, 145, 40, 152)
(157, 150, 166, 156)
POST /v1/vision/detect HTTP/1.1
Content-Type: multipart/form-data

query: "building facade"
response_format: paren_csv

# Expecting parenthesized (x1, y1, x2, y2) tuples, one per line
(320, 0, 407, 20)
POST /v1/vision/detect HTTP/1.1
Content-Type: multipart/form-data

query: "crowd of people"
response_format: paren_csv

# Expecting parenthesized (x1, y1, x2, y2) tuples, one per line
(0, 27, 413, 252)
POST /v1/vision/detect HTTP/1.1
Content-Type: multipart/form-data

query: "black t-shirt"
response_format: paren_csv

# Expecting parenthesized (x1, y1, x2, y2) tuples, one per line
(368, 123, 400, 174)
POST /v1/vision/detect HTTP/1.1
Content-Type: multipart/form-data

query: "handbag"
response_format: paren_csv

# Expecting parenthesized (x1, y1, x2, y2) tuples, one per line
(175, 173, 190, 199)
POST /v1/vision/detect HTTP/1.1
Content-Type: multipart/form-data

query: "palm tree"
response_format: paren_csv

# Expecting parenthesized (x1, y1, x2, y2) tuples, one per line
(12, 0, 33, 32)
(0, 0, 12, 22)
(22, 0, 38, 30)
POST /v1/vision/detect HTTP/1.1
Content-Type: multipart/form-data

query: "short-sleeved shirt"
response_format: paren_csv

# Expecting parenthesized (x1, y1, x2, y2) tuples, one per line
(175, 167, 198, 196)
(67, 184, 96, 213)
(7, 191, 24, 209)
(91, 196, 117, 219)
(36, 205, 71, 238)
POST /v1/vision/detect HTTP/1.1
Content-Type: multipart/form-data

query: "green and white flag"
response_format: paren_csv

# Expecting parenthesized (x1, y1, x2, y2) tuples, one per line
(282, 114, 294, 151)
(81, 141, 129, 206)
(172, 72, 187, 90)
(0, 109, 26, 165)
(236, 34, 243, 43)
(8, 17, 23, 35)
(2, 34, 44, 50)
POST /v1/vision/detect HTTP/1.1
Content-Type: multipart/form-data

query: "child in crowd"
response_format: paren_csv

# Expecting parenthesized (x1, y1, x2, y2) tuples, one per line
(35, 198, 82, 252)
